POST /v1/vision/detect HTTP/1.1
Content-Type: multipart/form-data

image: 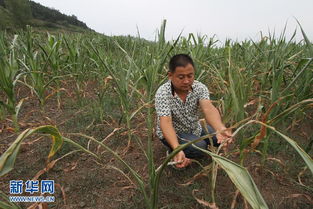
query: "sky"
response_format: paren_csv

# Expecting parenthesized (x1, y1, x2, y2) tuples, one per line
(32, 0, 313, 43)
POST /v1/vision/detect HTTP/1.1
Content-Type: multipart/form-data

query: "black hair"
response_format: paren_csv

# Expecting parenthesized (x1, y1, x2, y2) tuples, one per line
(169, 54, 194, 73)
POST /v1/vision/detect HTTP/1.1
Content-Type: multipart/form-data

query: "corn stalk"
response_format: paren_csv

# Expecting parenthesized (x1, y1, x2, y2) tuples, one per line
(0, 34, 24, 131)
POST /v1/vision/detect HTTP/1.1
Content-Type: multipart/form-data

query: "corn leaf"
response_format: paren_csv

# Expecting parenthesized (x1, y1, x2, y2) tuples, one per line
(0, 190, 22, 209)
(0, 202, 17, 209)
(253, 121, 313, 174)
(268, 99, 313, 125)
(0, 125, 63, 177)
(196, 147, 268, 209)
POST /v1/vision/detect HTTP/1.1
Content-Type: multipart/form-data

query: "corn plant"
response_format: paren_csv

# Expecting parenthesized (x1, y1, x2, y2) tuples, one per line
(63, 35, 91, 104)
(252, 33, 312, 157)
(89, 38, 145, 149)
(18, 28, 64, 108)
(139, 20, 182, 196)
(0, 124, 97, 208)
(0, 33, 24, 131)
(38, 33, 65, 108)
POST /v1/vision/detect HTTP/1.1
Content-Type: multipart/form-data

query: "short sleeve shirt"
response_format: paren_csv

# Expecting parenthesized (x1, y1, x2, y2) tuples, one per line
(155, 80, 210, 139)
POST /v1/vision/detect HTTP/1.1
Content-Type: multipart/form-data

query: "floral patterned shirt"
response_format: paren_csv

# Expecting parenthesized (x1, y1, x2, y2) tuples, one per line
(155, 80, 210, 139)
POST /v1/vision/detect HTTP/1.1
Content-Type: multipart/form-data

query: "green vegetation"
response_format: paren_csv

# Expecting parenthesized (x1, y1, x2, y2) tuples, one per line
(4, 0, 32, 27)
(0, 21, 312, 208)
(0, 6, 14, 29)
(0, 0, 90, 31)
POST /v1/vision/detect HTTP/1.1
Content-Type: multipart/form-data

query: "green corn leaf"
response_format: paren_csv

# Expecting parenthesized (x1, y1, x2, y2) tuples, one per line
(234, 120, 313, 174)
(296, 19, 313, 56)
(63, 133, 149, 206)
(0, 190, 22, 209)
(62, 137, 99, 160)
(268, 99, 313, 125)
(252, 120, 313, 174)
(196, 147, 269, 209)
(281, 58, 313, 95)
(0, 100, 15, 113)
(0, 125, 63, 177)
(0, 201, 19, 209)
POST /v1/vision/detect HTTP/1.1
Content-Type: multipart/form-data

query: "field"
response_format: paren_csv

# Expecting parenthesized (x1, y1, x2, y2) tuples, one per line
(1, 22, 313, 209)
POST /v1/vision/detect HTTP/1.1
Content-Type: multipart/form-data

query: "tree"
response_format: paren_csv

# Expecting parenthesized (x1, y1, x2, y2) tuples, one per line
(0, 0, 5, 7)
(4, 0, 32, 27)
(71, 14, 77, 20)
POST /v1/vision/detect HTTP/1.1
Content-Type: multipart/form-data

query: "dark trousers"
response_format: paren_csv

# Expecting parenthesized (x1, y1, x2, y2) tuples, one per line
(160, 125, 219, 159)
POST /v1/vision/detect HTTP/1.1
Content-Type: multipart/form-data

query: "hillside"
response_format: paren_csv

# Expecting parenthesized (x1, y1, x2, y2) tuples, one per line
(0, 0, 92, 32)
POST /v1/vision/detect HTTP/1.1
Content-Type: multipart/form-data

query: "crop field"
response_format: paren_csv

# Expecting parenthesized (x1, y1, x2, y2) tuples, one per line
(0, 22, 313, 208)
